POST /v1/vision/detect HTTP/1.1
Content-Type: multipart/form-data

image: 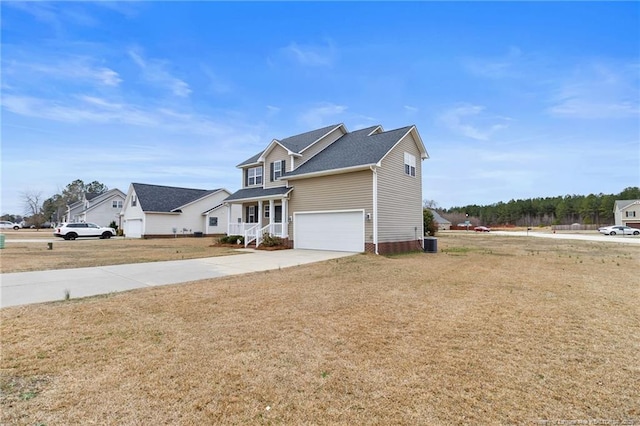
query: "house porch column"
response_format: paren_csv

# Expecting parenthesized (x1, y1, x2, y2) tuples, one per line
(226, 203, 231, 234)
(258, 200, 263, 227)
(282, 197, 288, 238)
(269, 199, 275, 232)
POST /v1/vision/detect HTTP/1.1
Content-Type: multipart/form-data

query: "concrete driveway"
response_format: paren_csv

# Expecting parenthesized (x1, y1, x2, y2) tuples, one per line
(0, 249, 357, 308)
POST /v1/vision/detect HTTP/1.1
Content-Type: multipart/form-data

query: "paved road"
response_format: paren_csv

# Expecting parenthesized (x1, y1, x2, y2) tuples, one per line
(0, 249, 357, 308)
(490, 230, 640, 244)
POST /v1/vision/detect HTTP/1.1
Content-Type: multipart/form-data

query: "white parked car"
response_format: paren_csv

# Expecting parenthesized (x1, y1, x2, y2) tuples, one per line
(598, 225, 640, 236)
(53, 223, 116, 240)
(0, 221, 20, 230)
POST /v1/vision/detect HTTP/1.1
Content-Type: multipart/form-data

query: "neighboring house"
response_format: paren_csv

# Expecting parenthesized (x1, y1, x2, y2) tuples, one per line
(430, 210, 452, 230)
(613, 199, 640, 228)
(224, 123, 429, 254)
(120, 183, 239, 238)
(63, 189, 126, 227)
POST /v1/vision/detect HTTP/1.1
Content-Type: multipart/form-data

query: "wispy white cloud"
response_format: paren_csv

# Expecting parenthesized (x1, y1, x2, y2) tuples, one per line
(404, 105, 419, 114)
(547, 62, 640, 119)
(439, 104, 511, 141)
(2, 57, 122, 87)
(2, 94, 234, 136)
(128, 49, 192, 97)
(298, 103, 347, 128)
(281, 40, 337, 67)
(462, 46, 525, 79)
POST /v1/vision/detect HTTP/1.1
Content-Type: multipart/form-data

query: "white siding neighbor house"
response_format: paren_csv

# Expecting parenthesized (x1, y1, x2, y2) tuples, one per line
(63, 189, 126, 227)
(120, 183, 239, 238)
(224, 123, 429, 254)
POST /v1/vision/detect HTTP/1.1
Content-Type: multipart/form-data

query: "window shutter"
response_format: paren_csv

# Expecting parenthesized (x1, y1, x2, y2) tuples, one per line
(270, 162, 274, 182)
(245, 206, 249, 223)
(281, 160, 286, 174)
(244, 169, 248, 187)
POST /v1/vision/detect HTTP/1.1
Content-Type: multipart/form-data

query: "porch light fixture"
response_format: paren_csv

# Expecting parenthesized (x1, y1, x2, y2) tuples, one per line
(366, 213, 372, 221)
(288, 216, 293, 223)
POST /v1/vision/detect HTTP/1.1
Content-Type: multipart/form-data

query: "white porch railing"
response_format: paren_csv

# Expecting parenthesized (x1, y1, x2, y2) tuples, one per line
(228, 223, 258, 236)
(256, 223, 285, 247)
(243, 224, 260, 248)
(228, 222, 285, 248)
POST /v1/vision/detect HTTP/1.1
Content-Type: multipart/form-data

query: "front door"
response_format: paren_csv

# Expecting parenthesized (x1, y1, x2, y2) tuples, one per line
(274, 205, 282, 223)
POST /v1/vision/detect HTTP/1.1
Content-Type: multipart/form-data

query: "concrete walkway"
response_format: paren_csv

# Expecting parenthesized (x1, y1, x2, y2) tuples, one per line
(0, 249, 357, 308)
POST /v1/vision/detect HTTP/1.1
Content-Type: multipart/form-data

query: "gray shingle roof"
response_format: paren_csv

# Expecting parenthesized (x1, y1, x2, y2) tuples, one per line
(224, 186, 292, 202)
(237, 151, 264, 167)
(132, 183, 222, 212)
(278, 123, 342, 153)
(614, 199, 640, 210)
(236, 124, 341, 167)
(285, 125, 414, 177)
(430, 210, 452, 225)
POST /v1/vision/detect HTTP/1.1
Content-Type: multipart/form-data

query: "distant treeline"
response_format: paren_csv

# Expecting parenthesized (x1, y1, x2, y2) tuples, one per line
(442, 186, 640, 226)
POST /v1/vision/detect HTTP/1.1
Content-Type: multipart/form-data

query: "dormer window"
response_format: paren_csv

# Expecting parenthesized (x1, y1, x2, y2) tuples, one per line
(247, 166, 263, 186)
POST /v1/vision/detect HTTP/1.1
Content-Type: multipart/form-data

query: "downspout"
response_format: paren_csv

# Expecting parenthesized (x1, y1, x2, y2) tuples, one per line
(370, 165, 379, 255)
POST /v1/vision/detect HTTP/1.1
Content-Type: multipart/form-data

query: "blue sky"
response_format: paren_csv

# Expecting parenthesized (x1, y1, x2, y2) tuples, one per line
(1, 1, 639, 215)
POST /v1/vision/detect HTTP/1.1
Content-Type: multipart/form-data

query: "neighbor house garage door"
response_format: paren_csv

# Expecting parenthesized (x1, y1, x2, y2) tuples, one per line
(294, 210, 364, 252)
(125, 219, 143, 238)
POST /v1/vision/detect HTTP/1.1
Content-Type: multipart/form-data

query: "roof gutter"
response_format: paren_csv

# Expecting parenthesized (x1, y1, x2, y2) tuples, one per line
(285, 164, 373, 181)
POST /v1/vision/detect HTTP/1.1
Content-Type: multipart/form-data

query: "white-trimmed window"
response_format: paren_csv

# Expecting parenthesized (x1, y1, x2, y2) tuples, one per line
(264, 205, 270, 218)
(248, 206, 256, 223)
(131, 195, 137, 207)
(247, 167, 263, 186)
(112, 200, 123, 209)
(626, 211, 637, 218)
(404, 152, 416, 177)
(209, 217, 218, 227)
(273, 161, 282, 180)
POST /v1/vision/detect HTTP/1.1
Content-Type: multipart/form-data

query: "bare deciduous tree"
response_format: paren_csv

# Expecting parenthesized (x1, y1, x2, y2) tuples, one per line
(22, 190, 46, 229)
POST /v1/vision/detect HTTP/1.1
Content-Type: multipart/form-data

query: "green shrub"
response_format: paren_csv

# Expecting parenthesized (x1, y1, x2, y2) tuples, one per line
(219, 235, 244, 244)
(108, 221, 118, 231)
(261, 233, 284, 247)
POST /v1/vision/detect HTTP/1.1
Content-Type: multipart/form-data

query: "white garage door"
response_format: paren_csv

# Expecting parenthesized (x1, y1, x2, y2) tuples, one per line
(125, 219, 143, 238)
(294, 210, 364, 252)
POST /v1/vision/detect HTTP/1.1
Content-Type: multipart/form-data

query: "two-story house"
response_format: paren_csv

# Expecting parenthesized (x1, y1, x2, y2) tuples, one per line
(224, 123, 429, 254)
(614, 199, 640, 228)
(63, 188, 126, 227)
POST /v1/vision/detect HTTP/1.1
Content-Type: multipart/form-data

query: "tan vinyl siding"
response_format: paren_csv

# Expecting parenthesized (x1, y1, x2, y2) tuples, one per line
(298, 127, 345, 166)
(263, 145, 289, 189)
(287, 170, 374, 242)
(376, 133, 423, 243)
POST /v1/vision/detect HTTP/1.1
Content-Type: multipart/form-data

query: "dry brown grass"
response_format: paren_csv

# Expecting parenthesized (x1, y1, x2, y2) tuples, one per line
(0, 235, 239, 273)
(1, 234, 639, 425)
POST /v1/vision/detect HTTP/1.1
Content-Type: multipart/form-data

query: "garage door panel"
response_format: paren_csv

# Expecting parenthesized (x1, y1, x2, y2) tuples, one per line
(126, 219, 142, 238)
(294, 211, 364, 252)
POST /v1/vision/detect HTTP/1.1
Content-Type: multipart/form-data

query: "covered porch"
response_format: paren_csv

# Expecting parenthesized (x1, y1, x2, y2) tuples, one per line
(224, 187, 292, 248)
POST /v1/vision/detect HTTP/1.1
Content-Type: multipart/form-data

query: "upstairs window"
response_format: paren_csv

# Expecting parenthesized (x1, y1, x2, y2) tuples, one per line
(112, 200, 123, 209)
(247, 166, 263, 186)
(131, 195, 137, 207)
(404, 153, 416, 177)
(271, 160, 286, 181)
(626, 211, 637, 218)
